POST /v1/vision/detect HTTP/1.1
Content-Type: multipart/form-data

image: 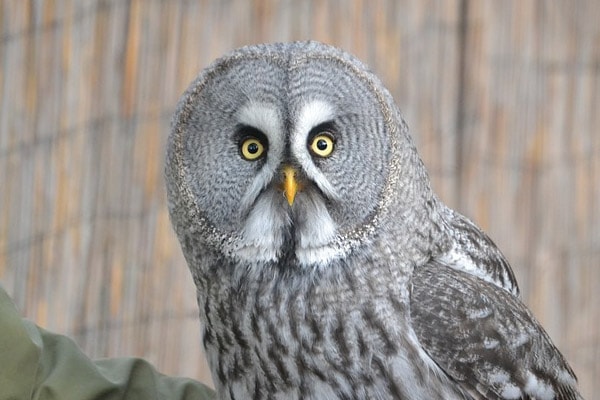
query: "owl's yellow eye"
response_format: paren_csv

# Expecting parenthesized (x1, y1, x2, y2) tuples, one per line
(240, 137, 265, 160)
(309, 134, 335, 157)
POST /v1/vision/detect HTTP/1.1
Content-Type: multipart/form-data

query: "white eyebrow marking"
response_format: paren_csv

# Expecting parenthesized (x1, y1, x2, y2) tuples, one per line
(291, 99, 339, 200)
(237, 101, 282, 139)
(294, 100, 335, 137)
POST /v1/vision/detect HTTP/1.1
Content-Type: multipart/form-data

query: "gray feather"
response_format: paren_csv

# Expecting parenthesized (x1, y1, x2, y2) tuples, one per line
(411, 261, 581, 400)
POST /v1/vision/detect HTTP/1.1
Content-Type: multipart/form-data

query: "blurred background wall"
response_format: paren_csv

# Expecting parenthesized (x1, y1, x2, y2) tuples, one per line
(0, 0, 598, 396)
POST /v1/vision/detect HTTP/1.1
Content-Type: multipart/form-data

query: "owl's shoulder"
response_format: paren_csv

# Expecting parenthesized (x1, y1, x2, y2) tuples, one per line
(435, 207, 520, 296)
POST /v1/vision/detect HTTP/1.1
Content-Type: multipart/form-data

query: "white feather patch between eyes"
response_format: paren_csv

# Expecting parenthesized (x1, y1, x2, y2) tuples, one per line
(291, 99, 339, 200)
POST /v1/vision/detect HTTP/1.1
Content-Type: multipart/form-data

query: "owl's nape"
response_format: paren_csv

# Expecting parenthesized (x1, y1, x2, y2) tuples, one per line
(165, 41, 582, 399)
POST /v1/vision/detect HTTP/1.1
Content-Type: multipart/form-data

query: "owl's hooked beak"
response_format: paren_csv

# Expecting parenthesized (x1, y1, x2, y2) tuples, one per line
(281, 165, 299, 206)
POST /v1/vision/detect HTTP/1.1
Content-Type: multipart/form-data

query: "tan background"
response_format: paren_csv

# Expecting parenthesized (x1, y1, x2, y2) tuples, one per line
(0, 1, 598, 397)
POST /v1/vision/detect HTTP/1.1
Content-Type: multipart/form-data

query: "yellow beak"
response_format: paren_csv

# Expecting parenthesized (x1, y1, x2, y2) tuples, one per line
(282, 166, 298, 206)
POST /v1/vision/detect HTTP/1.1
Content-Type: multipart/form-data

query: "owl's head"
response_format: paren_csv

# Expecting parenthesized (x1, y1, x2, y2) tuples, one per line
(166, 42, 433, 268)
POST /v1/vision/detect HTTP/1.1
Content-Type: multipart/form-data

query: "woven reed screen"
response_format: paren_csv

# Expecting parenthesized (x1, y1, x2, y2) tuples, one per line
(1, 1, 598, 396)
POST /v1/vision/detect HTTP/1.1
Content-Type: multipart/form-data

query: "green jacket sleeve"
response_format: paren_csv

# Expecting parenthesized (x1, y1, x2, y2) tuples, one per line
(0, 285, 215, 400)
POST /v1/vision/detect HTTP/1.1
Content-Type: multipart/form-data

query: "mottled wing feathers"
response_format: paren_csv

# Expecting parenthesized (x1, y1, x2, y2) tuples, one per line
(410, 261, 581, 400)
(438, 208, 521, 297)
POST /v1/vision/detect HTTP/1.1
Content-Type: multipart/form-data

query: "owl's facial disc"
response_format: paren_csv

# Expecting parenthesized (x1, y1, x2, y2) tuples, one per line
(172, 53, 390, 268)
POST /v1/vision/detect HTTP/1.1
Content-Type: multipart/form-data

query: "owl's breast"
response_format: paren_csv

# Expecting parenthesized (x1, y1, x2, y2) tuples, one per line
(197, 258, 463, 399)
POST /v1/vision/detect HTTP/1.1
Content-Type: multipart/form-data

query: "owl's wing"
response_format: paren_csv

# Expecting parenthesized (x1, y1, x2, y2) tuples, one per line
(438, 208, 521, 297)
(409, 261, 582, 400)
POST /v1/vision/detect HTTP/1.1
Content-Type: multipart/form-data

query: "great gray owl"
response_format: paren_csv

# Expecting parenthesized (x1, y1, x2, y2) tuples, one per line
(165, 41, 582, 399)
